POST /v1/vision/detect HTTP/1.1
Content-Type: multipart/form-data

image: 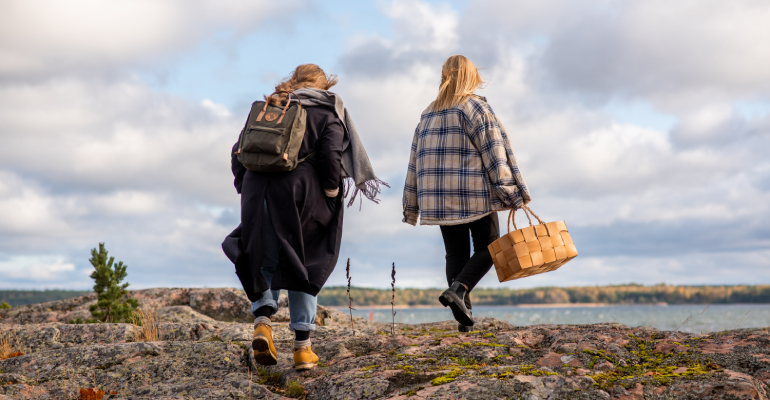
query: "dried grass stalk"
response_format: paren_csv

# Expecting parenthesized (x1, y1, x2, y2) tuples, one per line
(346, 258, 354, 330)
(391, 262, 397, 335)
(131, 306, 160, 342)
(0, 329, 19, 359)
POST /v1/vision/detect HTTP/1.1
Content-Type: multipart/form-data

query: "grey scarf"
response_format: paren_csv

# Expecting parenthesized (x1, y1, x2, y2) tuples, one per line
(291, 88, 388, 207)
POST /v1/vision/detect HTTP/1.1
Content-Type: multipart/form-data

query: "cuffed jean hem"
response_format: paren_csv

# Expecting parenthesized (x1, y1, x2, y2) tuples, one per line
(251, 292, 278, 316)
(289, 322, 316, 331)
(251, 298, 316, 331)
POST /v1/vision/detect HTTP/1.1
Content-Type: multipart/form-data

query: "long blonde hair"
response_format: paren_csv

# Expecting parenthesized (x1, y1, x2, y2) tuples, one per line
(432, 55, 484, 111)
(268, 64, 338, 105)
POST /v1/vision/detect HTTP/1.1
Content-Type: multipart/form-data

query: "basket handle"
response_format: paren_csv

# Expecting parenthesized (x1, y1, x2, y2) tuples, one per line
(506, 205, 546, 234)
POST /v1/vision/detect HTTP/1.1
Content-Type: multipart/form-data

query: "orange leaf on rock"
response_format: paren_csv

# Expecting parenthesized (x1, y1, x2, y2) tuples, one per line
(79, 388, 105, 400)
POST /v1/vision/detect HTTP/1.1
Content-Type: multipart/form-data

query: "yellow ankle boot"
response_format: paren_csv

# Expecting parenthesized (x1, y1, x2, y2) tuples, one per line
(294, 345, 319, 371)
(252, 323, 277, 366)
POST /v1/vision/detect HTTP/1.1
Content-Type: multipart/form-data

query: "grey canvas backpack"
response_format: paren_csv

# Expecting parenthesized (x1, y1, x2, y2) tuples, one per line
(235, 90, 310, 172)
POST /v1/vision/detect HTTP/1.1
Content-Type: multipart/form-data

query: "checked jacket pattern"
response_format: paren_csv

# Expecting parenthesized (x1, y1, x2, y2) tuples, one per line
(402, 95, 531, 226)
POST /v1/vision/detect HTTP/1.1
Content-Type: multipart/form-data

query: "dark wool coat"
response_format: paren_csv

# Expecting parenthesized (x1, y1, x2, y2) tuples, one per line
(222, 106, 345, 299)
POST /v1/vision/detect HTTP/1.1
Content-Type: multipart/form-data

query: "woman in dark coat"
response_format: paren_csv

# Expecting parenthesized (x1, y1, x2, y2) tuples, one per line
(223, 64, 384, 371)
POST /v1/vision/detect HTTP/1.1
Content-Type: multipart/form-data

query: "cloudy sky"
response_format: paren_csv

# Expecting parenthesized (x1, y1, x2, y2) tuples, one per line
(1, 0, 769, 291)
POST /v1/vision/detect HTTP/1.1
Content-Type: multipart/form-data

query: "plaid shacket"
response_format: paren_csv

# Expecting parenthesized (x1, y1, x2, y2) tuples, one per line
(402, 95, 531, 226)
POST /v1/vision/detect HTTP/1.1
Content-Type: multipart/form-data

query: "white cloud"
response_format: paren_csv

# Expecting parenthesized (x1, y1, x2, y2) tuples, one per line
(1, 0, 769, 291)
(0, 172, 75, 236)
(670, 105, 748, 148)
(0, 78, 240, 204)
(339, 0, 458, 77)
(0, 256, 77, 284)
(470, 0, 770, 109)
(90, 191, 167, 216)
(0, 76, 242, 287)
(201, 99, 232, 118)
(0, 0, 306, 80)
(385, 0, 458, 54)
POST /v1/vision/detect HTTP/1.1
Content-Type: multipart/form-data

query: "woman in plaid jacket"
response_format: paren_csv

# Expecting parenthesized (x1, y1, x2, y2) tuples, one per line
(402, 55, 531, 331)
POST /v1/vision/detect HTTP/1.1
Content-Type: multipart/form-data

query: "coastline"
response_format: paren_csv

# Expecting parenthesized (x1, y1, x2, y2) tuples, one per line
(329, 302, 674, 310)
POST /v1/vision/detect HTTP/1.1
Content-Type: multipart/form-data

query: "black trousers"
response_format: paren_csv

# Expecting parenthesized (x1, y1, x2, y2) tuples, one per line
(439, 212, 500, 308)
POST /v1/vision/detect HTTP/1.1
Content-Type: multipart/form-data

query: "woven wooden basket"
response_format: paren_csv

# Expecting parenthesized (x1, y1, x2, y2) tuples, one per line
(488, 206, 577, 282)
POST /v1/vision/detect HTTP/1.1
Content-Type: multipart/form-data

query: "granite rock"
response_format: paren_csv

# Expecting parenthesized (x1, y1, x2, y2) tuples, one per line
(2, 289, 770, 399)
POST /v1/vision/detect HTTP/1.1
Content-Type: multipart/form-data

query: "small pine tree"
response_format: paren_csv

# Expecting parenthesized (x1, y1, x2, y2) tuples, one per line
(88, 243, 138, 323)
(0, 301, 11, 309)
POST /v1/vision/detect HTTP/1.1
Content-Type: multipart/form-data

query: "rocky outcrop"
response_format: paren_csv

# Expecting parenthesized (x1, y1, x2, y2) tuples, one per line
(2, 288, 770, 399)
(0, 287, 353, 327)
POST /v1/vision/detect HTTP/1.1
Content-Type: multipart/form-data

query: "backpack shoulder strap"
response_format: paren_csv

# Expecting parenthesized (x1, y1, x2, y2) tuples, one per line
(298, 151, 315, 163)
(256, 90, 303, 123)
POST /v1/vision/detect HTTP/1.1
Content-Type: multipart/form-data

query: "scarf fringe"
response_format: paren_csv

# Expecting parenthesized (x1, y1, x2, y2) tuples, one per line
(343, 177, 390, 210)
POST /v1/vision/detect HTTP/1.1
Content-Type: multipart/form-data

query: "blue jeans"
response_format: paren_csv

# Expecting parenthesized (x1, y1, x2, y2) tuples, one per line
(250, 201, 317, 331)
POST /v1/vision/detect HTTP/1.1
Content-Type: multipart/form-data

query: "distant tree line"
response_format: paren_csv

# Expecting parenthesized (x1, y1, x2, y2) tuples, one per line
(5, 284, 770, 308)
(0, 290, 91, 307)
(317, 284, 770, 306)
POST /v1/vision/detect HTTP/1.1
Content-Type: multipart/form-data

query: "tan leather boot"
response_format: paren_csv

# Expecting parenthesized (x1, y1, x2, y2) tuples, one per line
(294, 346, 319, 371)
(252, 323, 277, 366)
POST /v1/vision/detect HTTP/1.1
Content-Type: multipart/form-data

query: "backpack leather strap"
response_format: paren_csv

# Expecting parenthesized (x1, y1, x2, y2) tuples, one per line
(256, 90, 303, 123)
(276, 91, 301, 124)
(256, 102, 268, 122)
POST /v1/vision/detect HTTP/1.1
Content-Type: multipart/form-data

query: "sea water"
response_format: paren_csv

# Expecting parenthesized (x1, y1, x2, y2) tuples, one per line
(339, 304, 770, 333)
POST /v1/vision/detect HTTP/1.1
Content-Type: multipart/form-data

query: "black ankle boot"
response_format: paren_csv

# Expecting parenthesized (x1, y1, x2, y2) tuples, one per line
(439, 281, 474, 327)
(458, 311, 473, 332)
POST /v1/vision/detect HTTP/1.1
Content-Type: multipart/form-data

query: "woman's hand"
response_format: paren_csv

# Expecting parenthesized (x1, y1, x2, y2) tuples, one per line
(324, 187, 339, 198)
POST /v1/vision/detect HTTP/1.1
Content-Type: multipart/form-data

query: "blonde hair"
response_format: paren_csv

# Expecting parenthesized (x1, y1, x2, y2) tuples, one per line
(268, 64, 338, 105)
(432, 55, 484, 111)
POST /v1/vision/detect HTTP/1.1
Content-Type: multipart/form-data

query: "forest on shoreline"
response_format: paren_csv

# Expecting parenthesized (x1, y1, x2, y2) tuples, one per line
(317, 284, 770, 307)
(0, 290, 91, 307)
(3, 284, 770, 308)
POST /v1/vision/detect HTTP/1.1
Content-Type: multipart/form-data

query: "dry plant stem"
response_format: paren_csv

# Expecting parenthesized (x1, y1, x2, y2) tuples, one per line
(248, 366, 253, 400)
(675, 315, 692, 333)
(131, 306, 160, 342)
(0, 329, 17, 359)
(346, 258, 354, 330)
(733, 310, 752, 330)
(391, 262, 396, 335)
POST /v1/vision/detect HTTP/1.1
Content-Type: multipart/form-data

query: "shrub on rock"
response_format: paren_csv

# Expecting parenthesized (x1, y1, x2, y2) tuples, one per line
(88, 243, 139, 323)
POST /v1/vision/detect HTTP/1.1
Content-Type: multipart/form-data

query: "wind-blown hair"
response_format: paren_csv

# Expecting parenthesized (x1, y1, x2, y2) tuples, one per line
(432, 55, 484, 111)
(268, 64, 338, 105)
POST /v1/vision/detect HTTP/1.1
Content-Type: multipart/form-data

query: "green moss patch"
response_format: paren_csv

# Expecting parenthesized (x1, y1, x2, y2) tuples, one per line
(589, 334, 722, 390)
(431, 368, 464, 385)
(489, 364, 558, 379)
(518, 364, 559, 376)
